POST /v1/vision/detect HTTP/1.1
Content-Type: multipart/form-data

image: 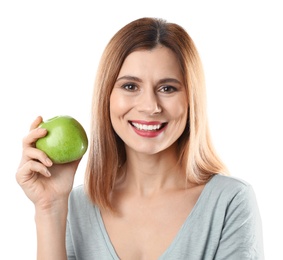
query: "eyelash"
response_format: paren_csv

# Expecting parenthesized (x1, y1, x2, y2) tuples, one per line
(121, 83, 177, 93)
(159, 86, 177, 93)
(122, 83, 138, 91)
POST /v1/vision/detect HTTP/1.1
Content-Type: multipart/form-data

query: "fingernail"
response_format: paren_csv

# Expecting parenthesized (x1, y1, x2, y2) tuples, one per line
(46, 169, 51, 177)
(46, 158, 53, 166)
(38, 128, 47, 134)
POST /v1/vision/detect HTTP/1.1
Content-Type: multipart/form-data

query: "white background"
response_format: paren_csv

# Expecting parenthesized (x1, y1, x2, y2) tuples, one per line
(1, 0, 282, 259)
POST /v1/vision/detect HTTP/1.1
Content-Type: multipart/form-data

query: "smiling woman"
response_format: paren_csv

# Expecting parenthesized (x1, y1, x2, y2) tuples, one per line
(16, 17, 264, 259)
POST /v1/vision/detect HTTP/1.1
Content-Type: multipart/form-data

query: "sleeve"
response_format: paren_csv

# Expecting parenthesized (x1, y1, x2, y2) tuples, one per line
(214, 185, 264, 260)
(66, 219, 76, 260)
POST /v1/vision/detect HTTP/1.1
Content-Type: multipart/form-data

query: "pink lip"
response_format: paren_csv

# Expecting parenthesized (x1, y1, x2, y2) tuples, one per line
(129, 120, 167, 138)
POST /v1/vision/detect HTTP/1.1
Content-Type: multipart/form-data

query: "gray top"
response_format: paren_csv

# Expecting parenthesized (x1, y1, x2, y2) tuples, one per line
(66, 174, 264, 259)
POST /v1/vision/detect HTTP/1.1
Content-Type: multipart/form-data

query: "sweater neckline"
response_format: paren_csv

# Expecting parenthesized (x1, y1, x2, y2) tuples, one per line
(94, 174, 218, 259)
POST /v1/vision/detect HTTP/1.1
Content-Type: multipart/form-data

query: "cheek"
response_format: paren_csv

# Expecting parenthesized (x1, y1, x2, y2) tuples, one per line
(178, 97, 188, 117)
(165, 98, 188, 120)
(110, 92, 131, 120)
(169, 101, 189, 133)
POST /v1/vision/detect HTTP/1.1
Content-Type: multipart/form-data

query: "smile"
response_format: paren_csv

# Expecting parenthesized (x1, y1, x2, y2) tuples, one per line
(129, 121, 168, 136)
(131, 122, 163, 131)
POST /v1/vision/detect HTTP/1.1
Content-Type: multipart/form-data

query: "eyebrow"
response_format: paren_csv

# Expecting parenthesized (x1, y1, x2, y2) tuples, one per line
(116, 75, 182, 85)
(116, 75, 142, 83)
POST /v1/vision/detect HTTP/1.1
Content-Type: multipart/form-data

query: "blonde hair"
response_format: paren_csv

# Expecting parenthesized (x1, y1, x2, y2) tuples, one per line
(85, 17, 228, 210)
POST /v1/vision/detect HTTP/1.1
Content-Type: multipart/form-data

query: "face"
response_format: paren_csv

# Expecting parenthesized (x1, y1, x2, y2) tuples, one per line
(110, 46, 188, 155)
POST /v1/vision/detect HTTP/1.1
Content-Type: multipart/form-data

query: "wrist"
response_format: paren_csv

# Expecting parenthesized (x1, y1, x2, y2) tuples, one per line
(34, 198, 69, 220)
(34, 200, 68, 260)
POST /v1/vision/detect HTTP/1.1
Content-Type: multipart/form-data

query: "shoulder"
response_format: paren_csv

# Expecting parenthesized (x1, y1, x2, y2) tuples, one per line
(198, 174, 262, 230)
(69, 184, 87, 200)
(67, 185, 101, 225)
(210, 174, 250, 189)
(207, 174, 261, 218)
(208, 174, 252, 194)
(204, 174, 258, 207)
(208, 176, 264, 259)
(68, 184, 94, 211)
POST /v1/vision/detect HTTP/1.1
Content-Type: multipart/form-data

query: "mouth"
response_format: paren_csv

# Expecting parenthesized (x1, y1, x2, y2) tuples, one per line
(129, 121, 168, 131)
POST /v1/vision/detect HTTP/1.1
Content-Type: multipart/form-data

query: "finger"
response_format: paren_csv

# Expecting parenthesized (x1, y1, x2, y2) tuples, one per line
(16, 160, 51, 185)
(22, 146, 53, 167)
(30, 116, 43, 131)
(22, 127, 48, 149)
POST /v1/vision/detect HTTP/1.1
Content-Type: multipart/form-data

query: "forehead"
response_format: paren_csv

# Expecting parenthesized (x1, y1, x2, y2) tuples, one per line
(118, 46, 182, 80)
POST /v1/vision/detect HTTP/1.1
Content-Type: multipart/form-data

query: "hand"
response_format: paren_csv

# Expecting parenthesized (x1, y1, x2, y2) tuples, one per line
(16, 116, 80, 211)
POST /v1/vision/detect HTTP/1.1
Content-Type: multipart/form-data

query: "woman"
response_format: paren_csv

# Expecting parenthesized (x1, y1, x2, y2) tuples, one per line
(16, 17, 264, 259)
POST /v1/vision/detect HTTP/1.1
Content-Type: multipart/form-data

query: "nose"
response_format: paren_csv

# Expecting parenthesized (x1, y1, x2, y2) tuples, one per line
(136, 88, 162, 115)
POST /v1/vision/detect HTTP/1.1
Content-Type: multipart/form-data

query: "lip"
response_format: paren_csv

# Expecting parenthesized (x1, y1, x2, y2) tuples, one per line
(129, 120, 168, 138)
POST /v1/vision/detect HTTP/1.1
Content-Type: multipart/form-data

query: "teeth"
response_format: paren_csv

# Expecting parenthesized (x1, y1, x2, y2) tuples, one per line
(132, 122, 162, 131)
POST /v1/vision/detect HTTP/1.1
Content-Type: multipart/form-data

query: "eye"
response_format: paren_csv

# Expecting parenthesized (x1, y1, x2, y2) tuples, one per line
(122, 83, 138, 92)
(159, 85, 177, 93)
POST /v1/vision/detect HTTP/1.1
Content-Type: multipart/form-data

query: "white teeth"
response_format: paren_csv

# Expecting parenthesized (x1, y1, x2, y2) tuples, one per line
(131, 122, 162, 131)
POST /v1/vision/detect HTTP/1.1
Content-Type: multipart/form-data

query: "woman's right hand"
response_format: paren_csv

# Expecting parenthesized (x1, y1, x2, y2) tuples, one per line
(16, 116, 80, 212)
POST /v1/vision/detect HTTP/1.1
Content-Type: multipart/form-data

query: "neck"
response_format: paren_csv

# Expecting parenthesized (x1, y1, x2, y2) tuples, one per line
(117, 148, 185, 197)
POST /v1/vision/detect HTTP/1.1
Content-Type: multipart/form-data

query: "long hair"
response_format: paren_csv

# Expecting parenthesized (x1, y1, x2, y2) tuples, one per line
(85, 17, 228, 210)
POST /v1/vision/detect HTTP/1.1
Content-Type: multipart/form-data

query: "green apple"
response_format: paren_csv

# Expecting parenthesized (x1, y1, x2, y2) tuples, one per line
(36, 115, 88, 164)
